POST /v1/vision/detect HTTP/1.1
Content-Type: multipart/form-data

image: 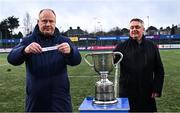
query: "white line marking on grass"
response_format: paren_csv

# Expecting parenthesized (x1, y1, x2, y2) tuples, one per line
(69, 75, 171, 77)
(0, 64, 8, 67)
(69, 76, 98, 78)
(0, 64, 25, 68)
(175, 51, 180, 53)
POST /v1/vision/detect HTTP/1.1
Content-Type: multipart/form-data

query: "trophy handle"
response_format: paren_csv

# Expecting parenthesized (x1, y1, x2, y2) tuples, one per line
(113, 52, 123, 98)
(113, 52, 123, 66)
(84, 53, 94, 67)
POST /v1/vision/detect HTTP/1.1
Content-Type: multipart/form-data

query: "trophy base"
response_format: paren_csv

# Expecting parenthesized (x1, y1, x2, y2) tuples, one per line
(93, 98, 118, 105)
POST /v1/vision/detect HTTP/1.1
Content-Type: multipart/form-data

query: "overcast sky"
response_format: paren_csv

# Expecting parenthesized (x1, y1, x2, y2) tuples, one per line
(0, 0, 180, 33)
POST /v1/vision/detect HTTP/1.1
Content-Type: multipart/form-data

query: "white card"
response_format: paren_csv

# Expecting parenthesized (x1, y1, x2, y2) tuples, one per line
(42, 45, 58, 52)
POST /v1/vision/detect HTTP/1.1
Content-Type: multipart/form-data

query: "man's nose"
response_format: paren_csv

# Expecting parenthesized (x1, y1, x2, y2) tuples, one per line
(45, 21, 51, 26)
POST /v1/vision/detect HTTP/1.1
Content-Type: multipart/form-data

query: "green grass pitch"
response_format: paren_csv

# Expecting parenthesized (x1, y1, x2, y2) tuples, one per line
(0, 50, 180, 112)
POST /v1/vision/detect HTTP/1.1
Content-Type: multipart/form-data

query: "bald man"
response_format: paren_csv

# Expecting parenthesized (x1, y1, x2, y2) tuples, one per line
(7, 9, 81, 112)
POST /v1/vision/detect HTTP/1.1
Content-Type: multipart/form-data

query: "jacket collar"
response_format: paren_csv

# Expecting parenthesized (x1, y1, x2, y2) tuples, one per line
(129, 35, 145, 45)
(32, 24, 60, 39)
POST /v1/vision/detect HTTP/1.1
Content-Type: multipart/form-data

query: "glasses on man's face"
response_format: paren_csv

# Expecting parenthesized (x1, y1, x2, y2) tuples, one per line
(130, 25, 141, 30)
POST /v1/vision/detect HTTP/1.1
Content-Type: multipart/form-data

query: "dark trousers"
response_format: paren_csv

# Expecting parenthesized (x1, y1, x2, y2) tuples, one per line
(128, 97, 157, 112)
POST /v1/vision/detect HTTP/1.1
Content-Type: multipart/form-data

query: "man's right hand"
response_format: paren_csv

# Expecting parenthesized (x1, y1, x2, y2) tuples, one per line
(24, 42, 42, 54)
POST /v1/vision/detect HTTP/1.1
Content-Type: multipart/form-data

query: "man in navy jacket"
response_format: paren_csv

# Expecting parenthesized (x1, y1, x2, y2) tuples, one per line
(7, 9, 81, 112)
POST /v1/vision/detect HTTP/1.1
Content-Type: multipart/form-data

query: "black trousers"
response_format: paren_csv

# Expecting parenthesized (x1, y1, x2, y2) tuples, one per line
(128, 97, 157, 112)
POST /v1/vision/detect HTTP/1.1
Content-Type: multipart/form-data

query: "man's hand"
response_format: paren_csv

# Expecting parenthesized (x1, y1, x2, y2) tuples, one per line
(57, 42, 71, 54)
(151, 92, 159, 98)
(24, 42, 42, 54)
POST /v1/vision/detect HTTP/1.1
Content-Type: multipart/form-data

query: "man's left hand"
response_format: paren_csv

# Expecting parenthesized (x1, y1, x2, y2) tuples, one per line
(151, 92, 159, 98)
(57, 42, 71, 54)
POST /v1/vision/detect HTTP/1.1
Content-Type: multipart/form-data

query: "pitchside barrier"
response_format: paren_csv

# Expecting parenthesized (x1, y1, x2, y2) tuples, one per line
(1, 34, 180, 52)
(1, 44, 180, 53)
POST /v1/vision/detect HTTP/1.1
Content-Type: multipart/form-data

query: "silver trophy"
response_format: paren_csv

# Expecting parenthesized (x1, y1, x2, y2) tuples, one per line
(84, 51, 123, 105)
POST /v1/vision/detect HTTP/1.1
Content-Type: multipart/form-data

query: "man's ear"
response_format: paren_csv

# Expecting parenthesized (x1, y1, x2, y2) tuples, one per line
(143, 27, 145, 31)
(37, 20, 39, 24)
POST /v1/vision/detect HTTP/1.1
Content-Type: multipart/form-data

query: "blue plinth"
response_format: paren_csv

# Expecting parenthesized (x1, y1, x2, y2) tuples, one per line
(79, 97, 130, 113)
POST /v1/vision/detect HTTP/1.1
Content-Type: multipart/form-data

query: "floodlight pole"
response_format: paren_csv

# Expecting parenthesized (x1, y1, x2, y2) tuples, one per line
(147, 16, 150, 28)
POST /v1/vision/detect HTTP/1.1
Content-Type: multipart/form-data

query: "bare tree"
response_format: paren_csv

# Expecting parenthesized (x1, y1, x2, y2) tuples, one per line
(23, 12, 32, 35)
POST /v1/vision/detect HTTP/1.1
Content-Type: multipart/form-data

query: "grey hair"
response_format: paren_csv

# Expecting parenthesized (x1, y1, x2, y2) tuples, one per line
(39, 9, 56, 17)
(130, 18, 144, 27)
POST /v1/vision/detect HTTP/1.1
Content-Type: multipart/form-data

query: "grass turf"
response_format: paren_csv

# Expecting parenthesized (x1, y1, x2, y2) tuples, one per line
(0, 50, 180, 112)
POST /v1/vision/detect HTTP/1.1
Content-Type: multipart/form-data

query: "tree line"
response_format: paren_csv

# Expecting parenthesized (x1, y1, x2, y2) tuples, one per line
(0, 16, 23, 39)
(0, 15, 179, 39)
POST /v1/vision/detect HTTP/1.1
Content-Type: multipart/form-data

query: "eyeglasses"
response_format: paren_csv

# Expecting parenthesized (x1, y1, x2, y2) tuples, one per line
(130, 25, 141, 30)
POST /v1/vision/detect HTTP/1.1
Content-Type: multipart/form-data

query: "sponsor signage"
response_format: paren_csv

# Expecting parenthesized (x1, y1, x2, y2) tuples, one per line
(160, 35, 175, 39)
(97, 37, 117, 40)
(69, 37, 78, 42)
(146, 35, 160, 39)
(87, 38, 96, 40)
(0, 39, 20, 43)
(87, 45, 116, 50)
(159, 44, 180, 49)
(79, 38, 87, 40)
(118, 36, 129, 40)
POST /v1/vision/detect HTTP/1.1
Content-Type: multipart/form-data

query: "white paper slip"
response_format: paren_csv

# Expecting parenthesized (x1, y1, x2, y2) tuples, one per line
(42, 45, 58, 52)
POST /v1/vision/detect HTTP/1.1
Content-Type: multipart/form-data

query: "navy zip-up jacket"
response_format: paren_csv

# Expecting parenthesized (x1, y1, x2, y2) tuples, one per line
(7, 25, 81, 112)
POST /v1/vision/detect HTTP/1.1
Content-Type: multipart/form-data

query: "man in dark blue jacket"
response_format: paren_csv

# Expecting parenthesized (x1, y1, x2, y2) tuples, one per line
(114, 18, 164, 112)
(7, 9, 81, 112)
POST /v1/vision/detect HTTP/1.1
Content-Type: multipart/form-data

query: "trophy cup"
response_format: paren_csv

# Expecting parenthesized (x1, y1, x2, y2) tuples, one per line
(84, 51, 123, 105)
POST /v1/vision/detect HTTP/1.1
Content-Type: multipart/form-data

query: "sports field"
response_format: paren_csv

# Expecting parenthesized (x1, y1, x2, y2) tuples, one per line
(0, 50, 180, 112)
